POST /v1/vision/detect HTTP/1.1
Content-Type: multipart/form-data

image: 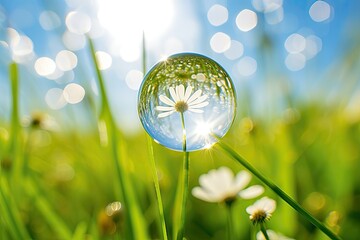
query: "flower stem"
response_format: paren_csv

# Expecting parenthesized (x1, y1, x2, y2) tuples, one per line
(215, 139, 342, 240)
(147, 136, 168, 240)
(177, 112, 190, 240)
(226, 203, 234, 240)
(260, 223, 270, 240)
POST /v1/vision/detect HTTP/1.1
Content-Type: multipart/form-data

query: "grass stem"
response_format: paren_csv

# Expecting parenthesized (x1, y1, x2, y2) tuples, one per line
(147, 136, 169, 240)
(260, 224, 270, 240)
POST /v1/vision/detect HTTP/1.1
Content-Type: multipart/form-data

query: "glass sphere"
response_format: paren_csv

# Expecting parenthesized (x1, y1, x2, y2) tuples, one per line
(138, 53, 236, 152)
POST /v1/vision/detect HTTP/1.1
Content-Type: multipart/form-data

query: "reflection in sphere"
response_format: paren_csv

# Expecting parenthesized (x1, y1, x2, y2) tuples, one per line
(138, 53, 236, 151)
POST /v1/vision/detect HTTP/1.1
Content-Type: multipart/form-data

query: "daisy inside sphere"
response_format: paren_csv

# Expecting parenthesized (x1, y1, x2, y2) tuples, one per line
(138, 53, 236, 151)
(156, 84, 209, 118)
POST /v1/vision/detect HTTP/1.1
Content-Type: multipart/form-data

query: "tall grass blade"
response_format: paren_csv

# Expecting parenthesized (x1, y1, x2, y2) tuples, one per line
(87, 36, 148, 240)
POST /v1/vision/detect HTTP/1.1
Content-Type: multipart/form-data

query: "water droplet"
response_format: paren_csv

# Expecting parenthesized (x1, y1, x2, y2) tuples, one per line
(138, 53, 236, 152)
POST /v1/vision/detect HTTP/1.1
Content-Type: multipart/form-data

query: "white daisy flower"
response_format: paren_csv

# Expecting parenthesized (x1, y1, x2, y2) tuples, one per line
(155, 84, 209, 118)
(246, 197, 276, 225)
(256, 230, 295, 240)
(192, 167, 264, 204)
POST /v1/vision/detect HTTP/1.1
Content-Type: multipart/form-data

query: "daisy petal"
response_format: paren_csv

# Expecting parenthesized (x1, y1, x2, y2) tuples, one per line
(216, 167, 234, 190)
(158, 111, 175, 118)
(188, 95, 208, 106)
(246, 205, 257, 214)
(192, 187, 218, 202)
(183, 85, 193, 102)
(186, 89, 202, 103)
(155, 106, 175, 111)
(233, 171, 251, 191)
(188, 108, 204, 113)
(169, 87, 179, 102)
(239, 185, 264, 199)
(262, 197, 276, 213)
(199, 173, 222, 194)
(177, 84, 185, 100)
(189, 101, 209, 109)
(159, 95, 175, 106)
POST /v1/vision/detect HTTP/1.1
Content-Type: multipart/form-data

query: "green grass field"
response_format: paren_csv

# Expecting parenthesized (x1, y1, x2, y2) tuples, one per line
(1, 49, 360, 239)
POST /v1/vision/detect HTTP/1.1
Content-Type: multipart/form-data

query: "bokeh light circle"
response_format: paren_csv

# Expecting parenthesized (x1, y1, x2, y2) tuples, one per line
(138, 53, 236, 151)
(309, 1, 331, 22)
(210, 32, 231, 53)
(63, 83, 85, 104)
(207, 4, 228, 26)
(236, 9, 257, 32)
(35, 57, 56, 76)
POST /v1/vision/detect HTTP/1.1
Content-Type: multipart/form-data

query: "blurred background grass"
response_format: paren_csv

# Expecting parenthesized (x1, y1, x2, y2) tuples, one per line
(1, 0, 360, 239)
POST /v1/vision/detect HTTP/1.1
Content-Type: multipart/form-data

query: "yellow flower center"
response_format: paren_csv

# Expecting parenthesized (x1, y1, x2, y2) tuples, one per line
(250, 210, 269, 225)
(175, 101, 188, 113)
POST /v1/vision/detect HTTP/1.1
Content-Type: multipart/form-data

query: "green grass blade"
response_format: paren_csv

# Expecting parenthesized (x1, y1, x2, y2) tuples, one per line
(72, 221, 88, 240)
(25, 178, 72, 239)
(0, 178, 31, 239)
(87, 36, 149, 240)
(147, 136, 168, 240)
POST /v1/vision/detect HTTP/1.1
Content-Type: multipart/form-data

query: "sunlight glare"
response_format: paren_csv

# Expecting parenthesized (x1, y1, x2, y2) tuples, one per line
(97, 0, 174, 44)
(195, 122, 212, 137)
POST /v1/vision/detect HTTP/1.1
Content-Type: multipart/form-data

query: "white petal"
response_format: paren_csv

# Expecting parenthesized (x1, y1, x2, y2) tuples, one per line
(188, 95, 208, 106)
(159, 95, 175, 106)
(186, 89, 202, 104)
(250, 197, 277, 214)
(216, 167, 235, 192)
(233, 171, 252, 192)
(176, 85, 185, 100)
(183, 85, 193, 102)
(188, 108, 204, 113)
(261, 197, 276, 213)
(158, 111, 175, 118)
(169, 87, 179, 102)
(246, 205, 257, 215)
(189, 101, 209, 109)
(156, 106, 175, 111)
(191, 187, 218, 202)
(239, 185, 264, 199)
(199, 172, 222, 195)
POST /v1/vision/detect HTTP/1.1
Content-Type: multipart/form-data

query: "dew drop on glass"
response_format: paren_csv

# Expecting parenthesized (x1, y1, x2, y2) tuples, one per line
(138, 53, 236, 151)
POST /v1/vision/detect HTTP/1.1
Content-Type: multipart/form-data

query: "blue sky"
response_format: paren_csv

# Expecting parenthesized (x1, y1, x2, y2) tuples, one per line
(0, 0, 359, 133)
